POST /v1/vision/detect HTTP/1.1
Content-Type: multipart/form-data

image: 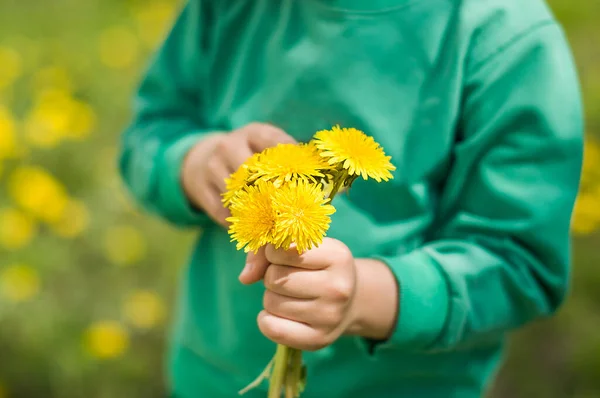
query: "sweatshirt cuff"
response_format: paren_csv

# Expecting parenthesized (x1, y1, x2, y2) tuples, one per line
(360, 250, 450, 354)
(158, 133, 213, 227)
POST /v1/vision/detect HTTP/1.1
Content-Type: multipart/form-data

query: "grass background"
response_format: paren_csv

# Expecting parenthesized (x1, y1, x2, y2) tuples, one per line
(0, 0, 599, 397)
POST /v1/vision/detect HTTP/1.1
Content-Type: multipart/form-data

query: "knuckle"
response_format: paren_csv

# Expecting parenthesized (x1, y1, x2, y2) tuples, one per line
(321, 303, 344, 325)
(241, 122, 264, 137)
(265, 245, 289, 265)
(327, 277, 354, 302)
(245, 122, 263, 130)
(264, 244, 277, 263)
(263, 265, 278, 290)
(214, 137, 230, 154)
(206, 156, 221, 172)
(264, 265, 289, 292)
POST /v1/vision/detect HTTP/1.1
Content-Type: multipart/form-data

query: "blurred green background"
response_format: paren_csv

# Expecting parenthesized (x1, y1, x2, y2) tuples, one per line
(0, 1, 598, 397)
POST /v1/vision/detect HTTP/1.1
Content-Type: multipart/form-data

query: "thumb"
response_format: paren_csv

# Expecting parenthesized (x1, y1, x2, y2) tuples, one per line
(239, 246, 270, 285)
(245, 124, 296, 153)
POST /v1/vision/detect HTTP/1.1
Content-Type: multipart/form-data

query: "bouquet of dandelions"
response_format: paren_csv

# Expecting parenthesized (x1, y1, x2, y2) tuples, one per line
(222, 126, 395, 398)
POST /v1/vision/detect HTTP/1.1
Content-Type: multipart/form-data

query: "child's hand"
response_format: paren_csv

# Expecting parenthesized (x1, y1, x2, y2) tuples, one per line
(182, 123, 295, 226)
(240, 238, 359, 351)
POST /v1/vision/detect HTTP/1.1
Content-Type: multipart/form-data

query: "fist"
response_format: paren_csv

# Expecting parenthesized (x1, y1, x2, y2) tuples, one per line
(182, 123, 295, 226)
(241, 238, 359, 351)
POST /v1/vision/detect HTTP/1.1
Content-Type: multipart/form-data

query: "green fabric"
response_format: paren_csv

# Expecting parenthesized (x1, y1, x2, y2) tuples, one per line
(119, 0, 584, 396)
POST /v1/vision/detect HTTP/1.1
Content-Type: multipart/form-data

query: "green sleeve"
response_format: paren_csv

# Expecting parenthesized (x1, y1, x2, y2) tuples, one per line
(118, 0, 217, 228)
(375, 22, 583, 352)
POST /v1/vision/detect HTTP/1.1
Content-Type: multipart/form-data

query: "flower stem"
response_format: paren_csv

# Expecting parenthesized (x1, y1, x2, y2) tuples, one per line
(286, 348, 304, 398)
(327, 176, 344, 200)
(268, 344, 290, 398)
(238, 357, 274, 395)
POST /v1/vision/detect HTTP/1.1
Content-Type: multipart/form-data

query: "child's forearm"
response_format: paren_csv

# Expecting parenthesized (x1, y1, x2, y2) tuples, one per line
(346, 259, 399, 341)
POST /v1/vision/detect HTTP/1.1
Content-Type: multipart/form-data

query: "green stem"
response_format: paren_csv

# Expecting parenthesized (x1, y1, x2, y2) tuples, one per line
(238, 357, 274, 395)
(268, 344, 290, 398)
(287, 349, 304, 398)
(328, 177, 344, 201)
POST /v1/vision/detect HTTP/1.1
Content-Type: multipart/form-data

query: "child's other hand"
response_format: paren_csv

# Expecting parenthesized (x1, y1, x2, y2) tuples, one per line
(241, 238, 359, 351)
(181, 123, 295, 226)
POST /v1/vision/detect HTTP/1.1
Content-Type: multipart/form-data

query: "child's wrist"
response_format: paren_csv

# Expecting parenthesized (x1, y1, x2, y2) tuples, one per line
(345, 258, 399, 341)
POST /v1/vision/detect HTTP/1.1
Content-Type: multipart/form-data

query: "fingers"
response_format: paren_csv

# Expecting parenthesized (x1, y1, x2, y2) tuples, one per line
(257, 310, 331, 351)
(243, 123, 296, 153)
(263, 264, 324, 299)
(262, 290, 314, 323)
(263, 290, 347, 329)
(239, 247, 269, 284)
(206, 156, 230, 193)
(222, 144, 254, 175)
(197, 182, 230, 227)
(264, 239, 352, 270)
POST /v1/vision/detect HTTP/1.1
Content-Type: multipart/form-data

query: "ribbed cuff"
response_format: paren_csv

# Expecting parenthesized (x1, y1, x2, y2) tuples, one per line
(158, 133, 213, 227)
(357, 249, 449, 354)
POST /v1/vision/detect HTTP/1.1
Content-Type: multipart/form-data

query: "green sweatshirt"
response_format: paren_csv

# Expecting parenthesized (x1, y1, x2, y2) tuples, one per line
(119, 0, 584, 396)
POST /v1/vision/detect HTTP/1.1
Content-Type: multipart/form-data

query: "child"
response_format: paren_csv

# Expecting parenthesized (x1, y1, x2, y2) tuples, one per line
(119, 0, 584, 396)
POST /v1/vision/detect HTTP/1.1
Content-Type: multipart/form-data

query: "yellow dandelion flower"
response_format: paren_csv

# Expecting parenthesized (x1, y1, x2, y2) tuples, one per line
(83, 321, 129, 359)
(272, 180, 335, 253)
(123, 290, 166, 329)
(227, 181, 277, 253)
(313, 125, 395, 182)
(222, 154, 260, 207)
(50, 199, 90, 238)
(581, 138, 600, 189)
(104, 225, 146, 266)
(8, 166, 69, 223)
(99, 26, 139, 69)
(0, 264, 40, 303)
(0, 46, 22, 89)
(249, 143, 330, 187)
(0, 105, 20, 158)
(0, 207, 37, 250)
(571, 193, 600, 236)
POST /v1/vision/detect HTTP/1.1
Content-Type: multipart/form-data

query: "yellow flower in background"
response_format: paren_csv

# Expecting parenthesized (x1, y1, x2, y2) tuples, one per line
(581, 138, 600, 189)
(132, 1, 177, 49)
(123, 290, 166, 329)
(84, 321, 129, 359)
(104, 225, 146, 265)
(227, 181, 277, 253)
(0, 264, 40, 302)
(313, 126, 396, 182)
(222, 153, 260, 207)
(249, 144, 329, 188)
(0, 46, 22, 89)
(32, 66, 72, 92)
(0, 105, 20, 158)
(24, 90, 96, 148)
(272, 180, 335, 253)
(8, 166, 68, 223)
(50, 199, 90, 238)
(571, 192, 600, 236)
(0, 207, 37, 250)
(99, 26, 139, 69)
